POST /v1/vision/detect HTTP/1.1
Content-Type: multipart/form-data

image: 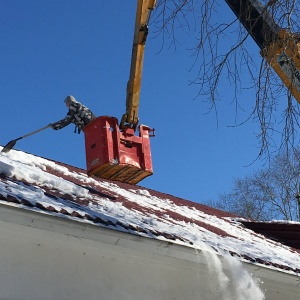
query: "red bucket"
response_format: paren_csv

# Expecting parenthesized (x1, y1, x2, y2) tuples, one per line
(82, 116, 154, 184)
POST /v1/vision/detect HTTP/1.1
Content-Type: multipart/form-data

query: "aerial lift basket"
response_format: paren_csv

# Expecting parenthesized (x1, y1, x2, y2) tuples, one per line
(82, 116, 154, 184)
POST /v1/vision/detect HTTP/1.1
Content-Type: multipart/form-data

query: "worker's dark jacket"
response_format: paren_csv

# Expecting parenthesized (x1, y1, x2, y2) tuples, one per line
(52, 100, 96, 133)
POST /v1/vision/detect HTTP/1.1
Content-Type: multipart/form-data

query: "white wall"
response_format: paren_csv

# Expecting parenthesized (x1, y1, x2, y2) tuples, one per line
(0, 204, 298, 300)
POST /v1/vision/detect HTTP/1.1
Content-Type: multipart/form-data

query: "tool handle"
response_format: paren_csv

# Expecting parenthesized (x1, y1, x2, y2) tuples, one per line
(21, 124, 52, 139)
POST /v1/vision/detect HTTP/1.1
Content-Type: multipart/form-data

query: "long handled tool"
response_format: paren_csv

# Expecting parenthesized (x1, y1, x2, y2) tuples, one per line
(1, 124, 52, 153)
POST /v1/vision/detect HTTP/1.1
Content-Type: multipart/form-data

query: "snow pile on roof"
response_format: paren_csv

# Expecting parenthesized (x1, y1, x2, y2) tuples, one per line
(0, 146, 300, 275)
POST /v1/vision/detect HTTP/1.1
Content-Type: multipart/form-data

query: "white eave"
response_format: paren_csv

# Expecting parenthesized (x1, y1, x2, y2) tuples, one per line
(0, 202, 299, 300)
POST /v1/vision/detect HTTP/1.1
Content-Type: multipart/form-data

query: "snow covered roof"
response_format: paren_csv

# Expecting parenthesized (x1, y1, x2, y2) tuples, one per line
(0, 147, 300, 276)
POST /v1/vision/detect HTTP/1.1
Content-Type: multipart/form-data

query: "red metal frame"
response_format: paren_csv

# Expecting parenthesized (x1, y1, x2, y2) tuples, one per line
(82, 116, 153, 184)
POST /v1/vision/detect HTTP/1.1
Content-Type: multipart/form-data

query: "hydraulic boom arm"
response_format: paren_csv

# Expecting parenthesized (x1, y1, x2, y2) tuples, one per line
(120, 0, 156, 130)
(225, 0, 300, 104)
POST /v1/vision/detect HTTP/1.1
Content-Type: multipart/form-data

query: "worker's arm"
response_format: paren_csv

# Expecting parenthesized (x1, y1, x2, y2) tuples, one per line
(51, 111, 74, 130)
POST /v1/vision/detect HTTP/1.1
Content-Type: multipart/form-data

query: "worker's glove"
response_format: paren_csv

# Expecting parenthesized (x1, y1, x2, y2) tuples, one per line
(48, 123, 59, 130)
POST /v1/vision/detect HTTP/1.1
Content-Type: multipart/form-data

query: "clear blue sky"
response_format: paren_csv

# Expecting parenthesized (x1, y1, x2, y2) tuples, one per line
(1, 1, 274, 203)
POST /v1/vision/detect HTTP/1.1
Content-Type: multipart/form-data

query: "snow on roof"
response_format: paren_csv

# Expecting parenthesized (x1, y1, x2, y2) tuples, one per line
(0, 146, 300, 275)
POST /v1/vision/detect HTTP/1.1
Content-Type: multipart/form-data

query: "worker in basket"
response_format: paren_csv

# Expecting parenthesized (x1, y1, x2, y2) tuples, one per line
(50, 95, 96, 133)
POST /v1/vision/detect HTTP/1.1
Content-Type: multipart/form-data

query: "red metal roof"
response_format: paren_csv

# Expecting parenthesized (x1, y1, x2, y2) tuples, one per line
(241, 221, 300, 252)
(0, 149, 300, 275)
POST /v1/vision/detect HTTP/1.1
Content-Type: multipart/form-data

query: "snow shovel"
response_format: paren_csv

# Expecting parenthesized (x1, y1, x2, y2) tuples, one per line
(1, 124, 52, 153)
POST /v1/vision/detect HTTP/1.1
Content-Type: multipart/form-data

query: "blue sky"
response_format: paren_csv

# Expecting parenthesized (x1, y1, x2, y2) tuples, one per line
(1, 1, 275, 204)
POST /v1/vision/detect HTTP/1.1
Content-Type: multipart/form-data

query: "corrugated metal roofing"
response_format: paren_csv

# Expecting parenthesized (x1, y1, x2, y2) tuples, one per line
(242, 221, 300, 251)
(0, 147, 300, 275)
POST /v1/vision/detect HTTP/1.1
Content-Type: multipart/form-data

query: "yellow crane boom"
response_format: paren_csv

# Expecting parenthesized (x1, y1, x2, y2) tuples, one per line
(120, 0, 156, 131)
(225, 0, 300, 104)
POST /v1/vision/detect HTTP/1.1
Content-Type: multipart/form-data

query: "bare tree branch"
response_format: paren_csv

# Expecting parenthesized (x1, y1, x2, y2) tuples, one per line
(153, 0, 300, 160)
